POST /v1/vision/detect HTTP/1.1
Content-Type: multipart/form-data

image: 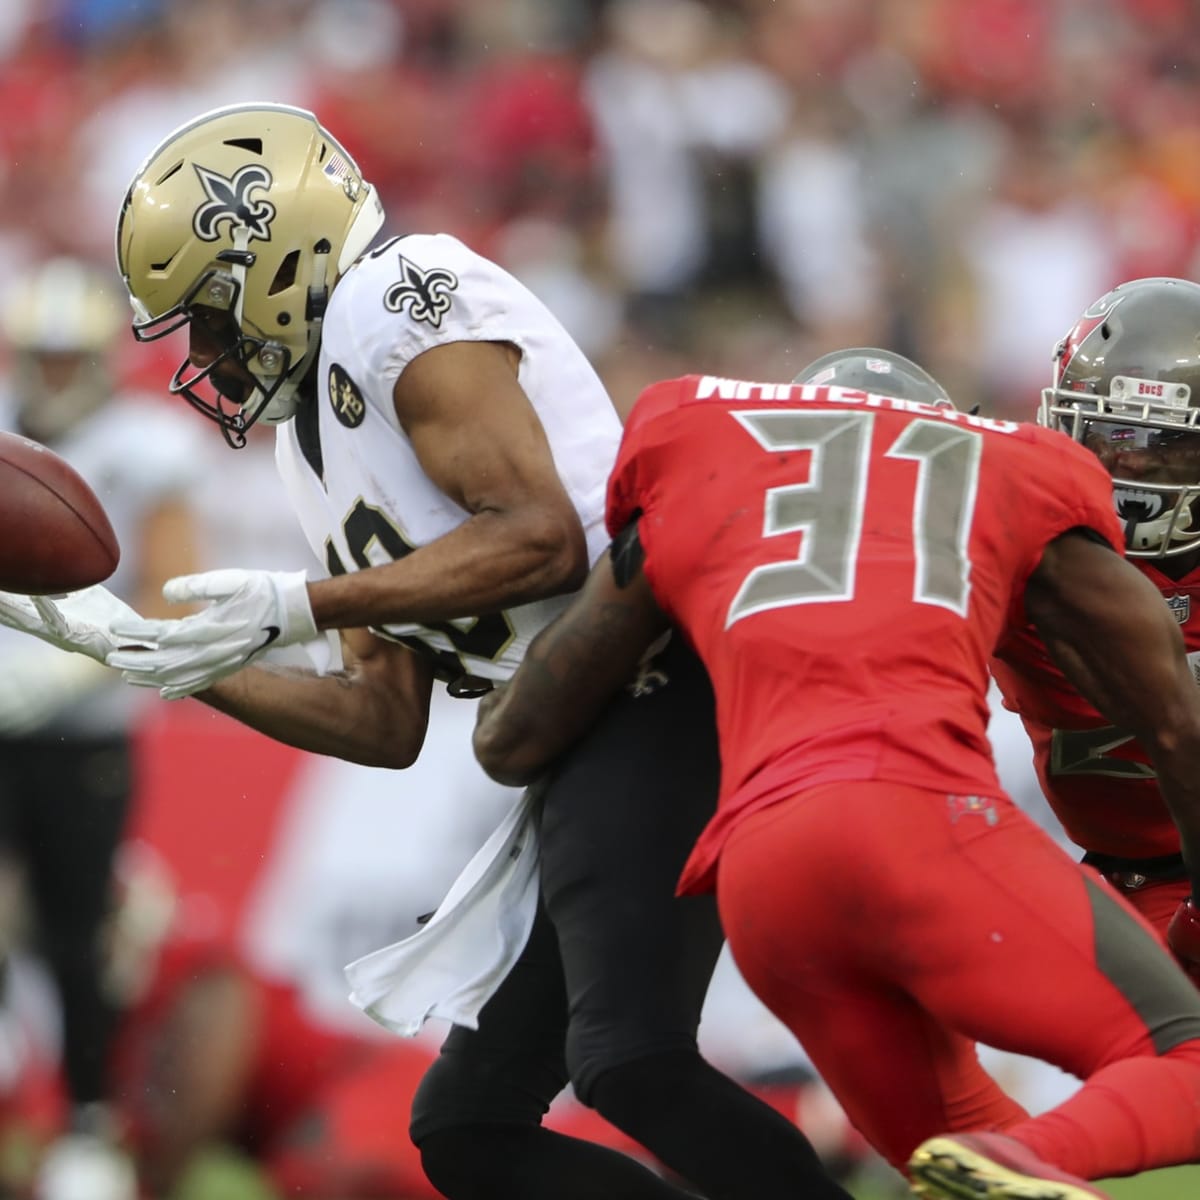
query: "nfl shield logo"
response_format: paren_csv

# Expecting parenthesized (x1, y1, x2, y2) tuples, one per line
(1166, 593, 1190, 624)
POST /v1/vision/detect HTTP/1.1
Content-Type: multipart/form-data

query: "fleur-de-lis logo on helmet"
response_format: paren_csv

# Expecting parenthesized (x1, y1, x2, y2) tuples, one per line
(191, 163, 276, 243)
(384, 255, 459, 328)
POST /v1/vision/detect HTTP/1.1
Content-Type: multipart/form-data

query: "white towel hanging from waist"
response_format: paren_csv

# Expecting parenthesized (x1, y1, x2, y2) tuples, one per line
(344, 789, 540, 1036)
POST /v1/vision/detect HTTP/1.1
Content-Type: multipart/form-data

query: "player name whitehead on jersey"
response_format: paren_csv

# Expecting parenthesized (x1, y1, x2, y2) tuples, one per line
(692, 375, 1020, 435)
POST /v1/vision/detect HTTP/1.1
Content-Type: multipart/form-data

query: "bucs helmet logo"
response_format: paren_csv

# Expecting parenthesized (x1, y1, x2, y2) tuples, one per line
(1056, 292, 1129, 387)
(384, 255, 459, 328)
(192, 163, 276, 243)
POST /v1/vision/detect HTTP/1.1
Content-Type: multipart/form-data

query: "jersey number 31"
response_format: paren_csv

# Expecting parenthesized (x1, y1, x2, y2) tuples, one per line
(728, 410, 982, 626)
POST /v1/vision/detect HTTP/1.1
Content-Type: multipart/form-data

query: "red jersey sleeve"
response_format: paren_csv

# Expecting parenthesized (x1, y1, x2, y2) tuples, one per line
(606, 376, 696, 538)
(1005, 426, 1124, 627)
(1052, 432, 1124, 553)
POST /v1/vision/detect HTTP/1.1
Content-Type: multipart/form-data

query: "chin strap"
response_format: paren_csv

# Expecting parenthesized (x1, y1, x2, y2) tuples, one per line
(245, 237, 333, 427)
(300, 236, 331, 373)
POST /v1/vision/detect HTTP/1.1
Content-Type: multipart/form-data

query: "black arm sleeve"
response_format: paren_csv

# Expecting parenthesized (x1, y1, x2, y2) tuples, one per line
(610, 514, 645, 590)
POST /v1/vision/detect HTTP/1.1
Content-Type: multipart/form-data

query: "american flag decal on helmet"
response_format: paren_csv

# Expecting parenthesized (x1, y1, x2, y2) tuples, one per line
(323, 152, 350, 181)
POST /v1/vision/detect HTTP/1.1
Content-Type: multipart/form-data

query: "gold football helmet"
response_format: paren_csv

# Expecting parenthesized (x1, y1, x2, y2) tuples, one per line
(116, 103, 385, 445)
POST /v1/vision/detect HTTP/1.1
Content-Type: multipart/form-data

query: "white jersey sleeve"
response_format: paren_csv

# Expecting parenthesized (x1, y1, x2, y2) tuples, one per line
(276, 233, 623, 683)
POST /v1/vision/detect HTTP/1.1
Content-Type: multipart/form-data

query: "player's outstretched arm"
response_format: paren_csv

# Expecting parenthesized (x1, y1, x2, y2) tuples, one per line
(109, 342, 589, 700)
(108, 587, 436, 767)
(307, 340, 590, 632)
(0, 584, 141, 662)
(187, 628, 436, 769)
(1025, 529, 1200, 890)
(473, 546, 668, 786)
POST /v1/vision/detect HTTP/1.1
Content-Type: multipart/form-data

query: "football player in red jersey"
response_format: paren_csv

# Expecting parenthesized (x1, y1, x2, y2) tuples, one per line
(993, 276, 1200, 984)
(472, 356, 1200, 1200)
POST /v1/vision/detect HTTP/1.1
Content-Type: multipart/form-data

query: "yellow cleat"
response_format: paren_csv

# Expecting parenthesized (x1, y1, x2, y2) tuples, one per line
(908, 1133, 1111, 1200)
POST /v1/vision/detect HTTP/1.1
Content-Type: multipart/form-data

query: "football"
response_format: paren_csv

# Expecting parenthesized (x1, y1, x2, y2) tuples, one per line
(0, 431, 120, 593)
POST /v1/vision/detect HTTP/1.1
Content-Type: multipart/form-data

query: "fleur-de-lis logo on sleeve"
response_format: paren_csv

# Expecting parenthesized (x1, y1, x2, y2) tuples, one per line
(383, 255, 459, 328)
(192, 164, 276, 243)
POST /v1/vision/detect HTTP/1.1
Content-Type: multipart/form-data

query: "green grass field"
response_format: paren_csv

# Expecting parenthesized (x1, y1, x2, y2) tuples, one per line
(82, 1142, 1200, 1200)
(175, 1150, 279, 1200)
(840, 1161, 1200, 1199)
(167, 1151, 1200, 1200)
(1098, 1165, 1200, 1198)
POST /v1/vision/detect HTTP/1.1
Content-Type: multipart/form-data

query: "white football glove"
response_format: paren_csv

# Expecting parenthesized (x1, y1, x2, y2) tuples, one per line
(106, 568, 319, 699)
(0, 585, 144, 663)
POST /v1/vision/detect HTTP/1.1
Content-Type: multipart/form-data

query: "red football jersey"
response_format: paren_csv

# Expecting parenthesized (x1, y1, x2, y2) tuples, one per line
(992, 561, 1200, 859)
(607, 375, 1124, 894)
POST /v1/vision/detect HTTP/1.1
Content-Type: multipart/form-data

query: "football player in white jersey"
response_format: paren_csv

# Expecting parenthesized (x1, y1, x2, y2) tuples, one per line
(2, 106, 851, 1200)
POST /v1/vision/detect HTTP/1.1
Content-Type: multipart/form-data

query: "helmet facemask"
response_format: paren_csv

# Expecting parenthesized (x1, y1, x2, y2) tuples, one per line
(130, 242, 326, 448)
(117, 103, 384, 448)
(1040, 277, 1200, 559)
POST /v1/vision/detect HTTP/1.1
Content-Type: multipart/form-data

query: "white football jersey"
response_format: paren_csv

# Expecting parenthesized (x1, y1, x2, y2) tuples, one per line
(276, 233, 622, 682)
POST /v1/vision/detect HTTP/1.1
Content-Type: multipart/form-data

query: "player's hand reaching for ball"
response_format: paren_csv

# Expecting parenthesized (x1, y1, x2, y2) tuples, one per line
(107, 568, 319, 699)
(0, 584, 143, 662)
(1167, 898, 1200, 984)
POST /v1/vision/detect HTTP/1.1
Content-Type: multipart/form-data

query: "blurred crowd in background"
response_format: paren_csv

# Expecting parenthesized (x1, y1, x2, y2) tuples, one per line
(0, 0, 1196, 1197)
(2, 0, 1200, 417)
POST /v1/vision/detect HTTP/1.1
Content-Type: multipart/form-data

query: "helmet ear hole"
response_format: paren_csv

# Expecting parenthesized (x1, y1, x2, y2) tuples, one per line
(269, 251, 300, 296)
(154, 161, 185, 186)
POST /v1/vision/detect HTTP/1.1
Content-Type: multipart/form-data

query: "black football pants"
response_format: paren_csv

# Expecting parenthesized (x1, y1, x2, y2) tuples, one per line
(411, 637, 851, 1200)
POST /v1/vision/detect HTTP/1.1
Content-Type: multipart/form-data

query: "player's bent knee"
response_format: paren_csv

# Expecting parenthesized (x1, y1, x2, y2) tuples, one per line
(416, 1124, 552, 1200)
(411, 1039, 565, 1144)
(569, 1041, 701, 1111)
(416, 1127, 487, 1199)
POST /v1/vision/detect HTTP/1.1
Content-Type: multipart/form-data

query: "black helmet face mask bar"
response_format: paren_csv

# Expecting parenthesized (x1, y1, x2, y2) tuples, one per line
(1048, 391, 1200, 558)
(130, 265, 291, 449)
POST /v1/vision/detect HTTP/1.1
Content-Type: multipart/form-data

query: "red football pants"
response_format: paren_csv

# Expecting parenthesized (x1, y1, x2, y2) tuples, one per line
(1093, 872, 1188, 946)
(716, 781, 1200, 1179)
